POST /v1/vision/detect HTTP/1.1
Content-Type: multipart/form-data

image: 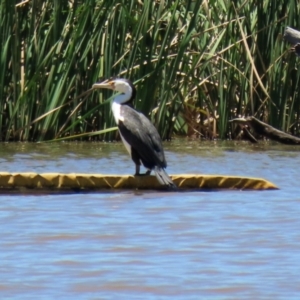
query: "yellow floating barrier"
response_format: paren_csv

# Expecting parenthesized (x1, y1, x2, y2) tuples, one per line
(0, 172, 278, 192)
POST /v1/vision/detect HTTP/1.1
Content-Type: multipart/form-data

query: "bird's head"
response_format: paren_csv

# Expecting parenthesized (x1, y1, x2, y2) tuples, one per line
(92, 78, 136, 104)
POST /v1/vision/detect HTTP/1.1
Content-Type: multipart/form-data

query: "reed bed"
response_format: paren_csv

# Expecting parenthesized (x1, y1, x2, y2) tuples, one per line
(0, 0, 300, 141)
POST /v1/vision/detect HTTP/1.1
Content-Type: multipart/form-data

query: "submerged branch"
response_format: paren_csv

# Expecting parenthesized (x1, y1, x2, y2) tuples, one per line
(230, 117, 300, 145)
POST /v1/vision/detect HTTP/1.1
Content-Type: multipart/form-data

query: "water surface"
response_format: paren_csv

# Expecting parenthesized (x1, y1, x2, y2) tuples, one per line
(0, 140, 299, 299)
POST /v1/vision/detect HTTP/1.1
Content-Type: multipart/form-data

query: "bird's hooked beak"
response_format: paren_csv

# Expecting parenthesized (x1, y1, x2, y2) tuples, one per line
(92, 79, 115, 90)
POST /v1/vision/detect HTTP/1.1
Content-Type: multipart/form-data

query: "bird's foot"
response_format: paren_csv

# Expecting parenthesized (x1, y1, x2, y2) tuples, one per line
(134, 170, 151, 176)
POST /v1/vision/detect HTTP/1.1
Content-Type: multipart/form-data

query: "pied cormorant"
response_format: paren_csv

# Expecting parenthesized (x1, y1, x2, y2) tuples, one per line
(92, 78, 176, 189)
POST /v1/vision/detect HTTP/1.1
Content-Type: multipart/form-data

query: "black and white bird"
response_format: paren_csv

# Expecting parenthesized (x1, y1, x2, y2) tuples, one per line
(92, 78, 176, 189)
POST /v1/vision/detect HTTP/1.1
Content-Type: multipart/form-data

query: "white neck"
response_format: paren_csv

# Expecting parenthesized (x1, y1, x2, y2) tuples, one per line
(112, 93, 130, 124)
(113, 93, 131, 104)
(111, 87, 133, 124)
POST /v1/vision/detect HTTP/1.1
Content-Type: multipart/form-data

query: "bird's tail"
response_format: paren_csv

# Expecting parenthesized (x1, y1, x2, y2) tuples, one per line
(154, 167, 177, 189)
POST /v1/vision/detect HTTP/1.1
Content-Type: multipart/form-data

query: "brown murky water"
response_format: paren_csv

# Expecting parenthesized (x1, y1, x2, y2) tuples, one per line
(0, 140, 300, 299)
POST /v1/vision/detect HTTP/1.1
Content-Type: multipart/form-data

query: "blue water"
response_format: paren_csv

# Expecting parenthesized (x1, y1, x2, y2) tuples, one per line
(0, 141, 300, 299)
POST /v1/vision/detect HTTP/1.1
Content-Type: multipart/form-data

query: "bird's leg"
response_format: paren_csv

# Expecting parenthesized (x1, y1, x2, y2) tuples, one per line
(135, 164, 140, 176)
(134, 165, 151, 176)
(131, 150, 151, 176)
(132, 150, 143, 176)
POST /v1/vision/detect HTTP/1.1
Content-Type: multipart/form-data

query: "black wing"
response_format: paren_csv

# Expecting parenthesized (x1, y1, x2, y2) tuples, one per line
(118, 105, 167, 169)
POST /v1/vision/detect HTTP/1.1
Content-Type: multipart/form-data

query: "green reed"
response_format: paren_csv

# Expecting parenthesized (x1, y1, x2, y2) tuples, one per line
(0, 0, 300, 141)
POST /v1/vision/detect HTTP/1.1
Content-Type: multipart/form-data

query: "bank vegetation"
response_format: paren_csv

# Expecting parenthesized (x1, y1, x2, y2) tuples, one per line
(0, 0, 299, 141)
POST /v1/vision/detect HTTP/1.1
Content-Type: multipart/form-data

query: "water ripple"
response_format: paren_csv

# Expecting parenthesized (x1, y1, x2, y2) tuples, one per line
(0, 141, 299, 299)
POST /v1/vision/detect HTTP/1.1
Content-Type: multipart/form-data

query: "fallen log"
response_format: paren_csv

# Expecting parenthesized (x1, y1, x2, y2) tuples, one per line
(230, 116, 300, 145)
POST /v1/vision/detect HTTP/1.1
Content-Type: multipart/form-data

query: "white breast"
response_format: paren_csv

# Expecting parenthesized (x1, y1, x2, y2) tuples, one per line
(111, 102, 131, 155)
(112, 101, 124, 123)
(119, 131, 132, 155)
